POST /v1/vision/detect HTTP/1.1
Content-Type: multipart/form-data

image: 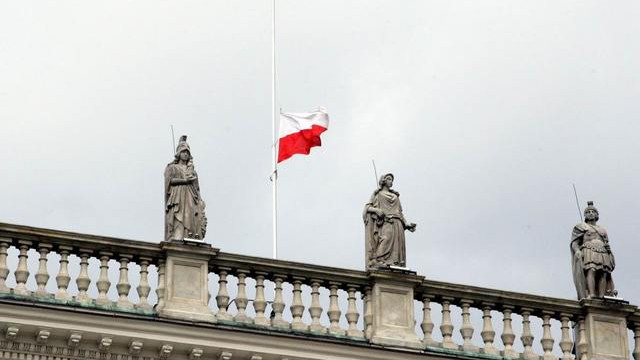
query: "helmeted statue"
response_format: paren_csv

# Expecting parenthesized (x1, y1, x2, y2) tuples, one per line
(164, 135, 207, 241)
(363, 173, 416, 270)
(570, 201, 616, 299)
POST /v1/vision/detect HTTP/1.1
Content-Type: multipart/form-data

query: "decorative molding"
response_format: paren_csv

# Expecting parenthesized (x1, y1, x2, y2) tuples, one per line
(5, 325, 18, 340)
(68, 332, 83, 348)
(219, 351, 233, 360)
(159, 344, 173, 359)
(35, 329, 50, 344)
(0, 339, 166, 360)
(98, 336, 112, 352)
(190, 348, 204, 360)
(129, 339, 144, 355)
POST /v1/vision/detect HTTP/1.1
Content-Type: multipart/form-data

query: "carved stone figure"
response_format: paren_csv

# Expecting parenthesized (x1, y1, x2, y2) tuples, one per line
(164, 135, 207, 241)
(363, 173, 416, 270)
(570, 201, 616, 299)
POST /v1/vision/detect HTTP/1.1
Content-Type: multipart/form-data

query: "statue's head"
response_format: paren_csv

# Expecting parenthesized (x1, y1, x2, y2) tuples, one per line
(178, 149, 191, 162)
(584, 201, 599, 222)
(174, 135, 192, 162)
(378, 173, 394, 189)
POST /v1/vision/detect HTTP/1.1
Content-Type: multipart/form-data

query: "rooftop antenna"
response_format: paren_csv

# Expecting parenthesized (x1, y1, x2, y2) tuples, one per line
(171, 125, 176, 155)
(372, 160, 379, 186)
(573, 183, 583, 222)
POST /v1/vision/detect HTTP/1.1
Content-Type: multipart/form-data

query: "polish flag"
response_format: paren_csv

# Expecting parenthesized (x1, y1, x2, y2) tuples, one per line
(278, 107, 329, 163)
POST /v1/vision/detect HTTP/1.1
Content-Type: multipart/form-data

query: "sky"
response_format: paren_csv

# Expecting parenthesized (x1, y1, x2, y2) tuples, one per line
(1, 0, 639, 314)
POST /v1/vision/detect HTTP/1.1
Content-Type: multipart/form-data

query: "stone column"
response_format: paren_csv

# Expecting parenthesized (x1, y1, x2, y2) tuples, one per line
(459, 299, 478, 352)
(368, 270, 424, 349)
(0, 238, 11, 293)
(576, 299, 636, 360)
(157, 241, 218, 323)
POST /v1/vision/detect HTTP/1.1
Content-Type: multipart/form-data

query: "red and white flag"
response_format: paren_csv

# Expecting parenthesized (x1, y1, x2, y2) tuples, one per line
(278, 107, 329, 163)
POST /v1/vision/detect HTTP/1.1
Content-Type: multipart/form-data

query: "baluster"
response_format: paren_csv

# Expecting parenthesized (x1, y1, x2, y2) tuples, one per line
(345, 285, 363, 338)
(252, 272, 269, 326)
(459, 299, 477, 352)
(136, 257, 152, 310)
(0, 238, 11, 293)
(632, 325, 640, 360)
(308, 279, 326, 334)
(233, 270, 252, 324)
(520, 308, 537, 360)
(541, 311, 556, 360)
(75, 249, 92, 303)
(271, 274, 289, 329)
(14, 240, 32, 296)
(559, 314, 574, 360)
(54, 245, 72, 300)
(327, 282, 345, 336)
(576, 317, 588, 360)
(363, 287, 373, 339)
(290, 277, 307, 331)
(95, 251, 112, 306)
(501, 305, 517, 358)
(116, 254, 133, 308)
(440, 297, 457, 349)
(215, 268, 232, 321)
(35, 243, 52, 297)
(421, 294, 435, 346)
(481, 303, 499, 355)
(155, 259, 166, 311)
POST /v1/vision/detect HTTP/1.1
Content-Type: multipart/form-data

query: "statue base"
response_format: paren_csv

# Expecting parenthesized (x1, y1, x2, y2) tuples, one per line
(603, 296, 627, 304)
(158, 241, 218, 323)
(368, 270, 424, 349)
(577, 299, 636, 360)
(368, 265, 417, 276)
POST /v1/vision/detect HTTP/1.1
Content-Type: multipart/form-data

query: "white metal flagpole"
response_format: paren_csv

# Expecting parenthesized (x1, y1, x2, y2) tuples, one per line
(271, 0, 278, 259)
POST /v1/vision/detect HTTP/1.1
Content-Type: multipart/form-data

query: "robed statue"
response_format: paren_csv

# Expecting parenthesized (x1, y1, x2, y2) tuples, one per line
(364, 173, 416, 270)
(570, 201, 616, 299)
(164, 135, 207, 241)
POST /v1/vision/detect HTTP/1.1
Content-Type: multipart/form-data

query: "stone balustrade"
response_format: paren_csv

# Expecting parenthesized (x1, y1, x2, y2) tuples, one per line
(627, 311, 640, 360)
(1, 222, 638, 360)
(208, 252, 370, 339)
(0, 223, 162, 313)
(417, 279, 583, 359)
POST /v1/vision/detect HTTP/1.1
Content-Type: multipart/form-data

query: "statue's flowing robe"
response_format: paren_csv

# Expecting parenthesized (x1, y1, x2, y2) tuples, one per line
(164, 163, 207, 241)
(363, 189, 407, 269)
(570, 222, 615, 299)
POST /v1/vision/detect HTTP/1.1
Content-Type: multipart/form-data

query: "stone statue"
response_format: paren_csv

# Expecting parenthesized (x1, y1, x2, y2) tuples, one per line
(363, 173, 416, 270)
(164, 135, 207, 241)
(570, 201, 616, 299)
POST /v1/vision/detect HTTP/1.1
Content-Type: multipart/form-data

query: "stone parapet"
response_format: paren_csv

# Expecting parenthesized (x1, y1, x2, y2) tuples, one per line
(0, 221, 639, 360)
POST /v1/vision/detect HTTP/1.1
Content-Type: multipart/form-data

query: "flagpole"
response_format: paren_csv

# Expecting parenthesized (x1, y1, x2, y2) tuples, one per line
(271, 0, 278, 260)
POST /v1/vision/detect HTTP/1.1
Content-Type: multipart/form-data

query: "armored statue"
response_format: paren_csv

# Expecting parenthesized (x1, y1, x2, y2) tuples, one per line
(570, 201, 616, 299)
(363, 173, 416, 270)
(164, 135, 207, 241)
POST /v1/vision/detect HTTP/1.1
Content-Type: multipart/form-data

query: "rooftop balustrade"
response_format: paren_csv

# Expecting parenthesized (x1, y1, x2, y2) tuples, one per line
(0, 221, 638, 360)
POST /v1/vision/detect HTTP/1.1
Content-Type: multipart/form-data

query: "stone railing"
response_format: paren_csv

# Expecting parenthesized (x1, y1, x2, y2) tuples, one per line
(0, 223, 163, 313)
(208, 252, 370, 338)
(0, 222, 638, 360)
(417, 279, 583, 359)
(629, 311, 640, 360)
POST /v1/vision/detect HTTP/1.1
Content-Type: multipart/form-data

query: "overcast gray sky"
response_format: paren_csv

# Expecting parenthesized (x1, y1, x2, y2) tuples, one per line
(1, 1, 639, 307)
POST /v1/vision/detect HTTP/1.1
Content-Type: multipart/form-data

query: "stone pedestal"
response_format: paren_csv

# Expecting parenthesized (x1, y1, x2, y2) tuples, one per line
(578, 299, 635, 360)
(157, 241, 218, 323)
(369, 269, 424, 349)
